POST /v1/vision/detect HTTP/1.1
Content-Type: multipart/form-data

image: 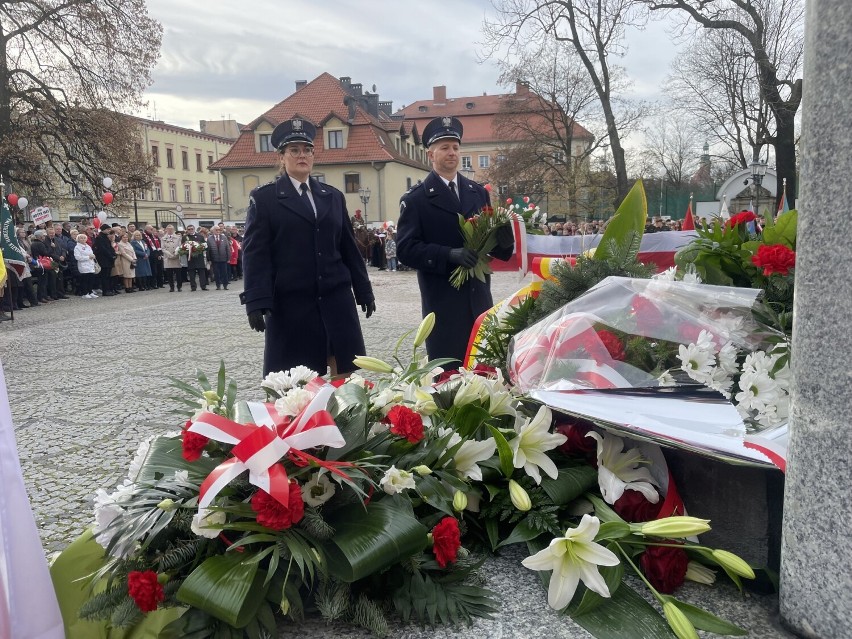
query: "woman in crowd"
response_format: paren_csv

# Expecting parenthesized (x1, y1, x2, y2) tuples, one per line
(160, 224, 183, 292)
(115, 231, 137, 293)
(384, 231, 397, 272)
(131, 230, 152, 290)
(13, 229, 39, 308)
(73, 234, 99, 299)
(228, 231, 240, 282)
(93, 226, 117, 296)
(28, 230, 53, 304)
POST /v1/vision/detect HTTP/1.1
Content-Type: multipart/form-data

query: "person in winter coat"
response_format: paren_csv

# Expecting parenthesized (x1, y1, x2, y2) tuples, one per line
(131, 231, 152, 290)
(206, 226, 232, 290)
(73, 234, 98, 298)
(115, 232, 137, 293)
(160, 225, 183, 292)
(240, 118, 376, 376)
(93, 226, 118, 296)
(183, 224, 209, 291)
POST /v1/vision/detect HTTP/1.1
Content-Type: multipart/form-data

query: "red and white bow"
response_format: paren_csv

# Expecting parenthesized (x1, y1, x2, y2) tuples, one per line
(188, 384, 344, 508)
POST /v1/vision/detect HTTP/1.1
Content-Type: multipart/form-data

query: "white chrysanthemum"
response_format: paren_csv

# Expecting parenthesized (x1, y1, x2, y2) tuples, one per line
(704, 312, 749, 343)
(261, 371, 292, 394)
(657, 370, 676, 387)
(93, 480, 137, 557)
(678, 343, 715, 379)
(717, 341, 740, 375)
(735, 371, 781, 412)
(301, 473, 336, 507)
(127, 435, 157, 482)
(380, 466, 416, 495)
(191, 508, 227, 539)
(287, 365, 319, 387)
(706, 367, 734, 399)
(742, 351, 774, 376)
(275, 387, 314, 417)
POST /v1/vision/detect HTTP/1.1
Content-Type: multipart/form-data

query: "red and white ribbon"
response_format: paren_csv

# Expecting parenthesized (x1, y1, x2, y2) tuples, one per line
(188, 384, 344, 508)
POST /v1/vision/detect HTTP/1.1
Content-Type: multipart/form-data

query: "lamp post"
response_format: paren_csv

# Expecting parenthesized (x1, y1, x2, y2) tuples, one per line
(358, 187, 371, 223)
(749, 154, 768, 219)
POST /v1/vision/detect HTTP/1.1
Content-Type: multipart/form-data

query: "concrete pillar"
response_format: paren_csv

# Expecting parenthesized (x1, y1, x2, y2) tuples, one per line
(779, 0, 852, 637)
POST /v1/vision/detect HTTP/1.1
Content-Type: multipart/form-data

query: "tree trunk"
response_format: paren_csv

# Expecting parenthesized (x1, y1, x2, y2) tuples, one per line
(774, 108, 797, 209)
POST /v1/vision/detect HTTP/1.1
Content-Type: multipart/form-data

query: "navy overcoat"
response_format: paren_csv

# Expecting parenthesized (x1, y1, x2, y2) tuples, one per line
(396, 171, 512, 364)
(241, 174, 375, 376)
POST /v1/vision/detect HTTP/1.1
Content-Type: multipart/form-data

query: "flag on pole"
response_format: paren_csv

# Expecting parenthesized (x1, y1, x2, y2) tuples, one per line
(682, 193, 695, 230)
(1, 201, 27, 279)
(719, 195, 730, 219)
(777, 178, 790, 217)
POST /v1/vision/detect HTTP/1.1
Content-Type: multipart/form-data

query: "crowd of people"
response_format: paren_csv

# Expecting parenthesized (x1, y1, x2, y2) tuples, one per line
(1, 220, 244, 320)
(537, 216, 691, 236)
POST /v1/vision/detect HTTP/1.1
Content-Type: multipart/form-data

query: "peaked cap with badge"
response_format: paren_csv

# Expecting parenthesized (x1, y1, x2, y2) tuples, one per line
(422, 116, 463, 148)
(271, 118, 317, 150)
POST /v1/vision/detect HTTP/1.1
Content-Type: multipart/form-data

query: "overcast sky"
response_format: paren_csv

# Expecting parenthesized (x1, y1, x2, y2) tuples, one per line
(140, 0, 681, 134)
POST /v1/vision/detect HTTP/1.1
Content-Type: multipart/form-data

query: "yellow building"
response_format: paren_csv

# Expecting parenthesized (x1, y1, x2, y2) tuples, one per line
(211, 73, 430, 224)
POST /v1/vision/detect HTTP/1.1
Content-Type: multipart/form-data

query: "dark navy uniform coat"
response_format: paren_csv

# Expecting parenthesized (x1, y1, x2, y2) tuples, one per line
(241, 174, 375, 376)
(396, 171, 512, 364)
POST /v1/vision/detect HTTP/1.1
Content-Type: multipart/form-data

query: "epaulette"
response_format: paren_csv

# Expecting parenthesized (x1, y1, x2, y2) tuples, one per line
(399, 179, 424, 201)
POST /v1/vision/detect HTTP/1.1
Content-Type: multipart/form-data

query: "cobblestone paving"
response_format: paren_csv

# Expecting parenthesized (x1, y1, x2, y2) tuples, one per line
(1, 269, 792, 638)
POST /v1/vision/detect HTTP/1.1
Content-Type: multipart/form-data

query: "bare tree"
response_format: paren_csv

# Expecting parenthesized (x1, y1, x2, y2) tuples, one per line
(645, 0, 804, 206)
(0, 1, 162, 205)
(641, 111, 703, 188)
(484, 0, 650, 204)
(489, 41, 601, 218)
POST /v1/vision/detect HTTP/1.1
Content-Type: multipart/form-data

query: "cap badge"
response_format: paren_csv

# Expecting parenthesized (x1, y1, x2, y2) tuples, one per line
(442, 116, 452, 127)
(292, 119, 303, 131)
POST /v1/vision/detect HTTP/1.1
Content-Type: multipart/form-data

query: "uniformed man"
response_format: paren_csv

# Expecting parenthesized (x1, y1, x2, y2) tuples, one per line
(396, 116, 514, 365)
(240, 118, 376, 376)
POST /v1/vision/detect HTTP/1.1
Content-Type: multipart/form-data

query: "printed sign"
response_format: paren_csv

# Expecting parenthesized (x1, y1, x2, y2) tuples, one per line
(31, 206, 52, 225)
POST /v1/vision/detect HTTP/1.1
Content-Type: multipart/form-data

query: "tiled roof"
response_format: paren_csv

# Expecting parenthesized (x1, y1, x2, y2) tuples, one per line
(211, 73, 427, 171)
(396, 89, 593, 145)
(130, 115, 235, 144)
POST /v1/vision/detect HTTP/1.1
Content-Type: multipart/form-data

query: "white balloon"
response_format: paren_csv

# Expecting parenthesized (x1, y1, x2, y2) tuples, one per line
(17, 197, 28, 209)
(102, 177, 113, 189)
(97, 211, 108, 223)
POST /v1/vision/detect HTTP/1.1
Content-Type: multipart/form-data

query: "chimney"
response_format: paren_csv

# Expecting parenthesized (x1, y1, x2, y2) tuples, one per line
(339, 76, 352, 89)
(295, 80, 307, 91)
(351, 82, 363, 96)
(362, 93, 379, 118)
(433, 86, 447, 104)
(516, 80, 529, 95)
(379, 100, 393, 117)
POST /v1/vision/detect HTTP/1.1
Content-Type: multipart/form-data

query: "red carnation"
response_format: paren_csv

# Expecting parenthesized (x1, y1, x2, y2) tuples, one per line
(434, 369, 460, 384)
(596, 329, 625, 361)
(727, 210, 757, 228)
(387, 405, 425, 444)
(181, 423, 209, 462)
(752, 243, 796, 276)
(127, 570, 164, 613)
(631, 295, 663, 335)
(432, 517, 461, 568)
(555, 420, 596, 457)
(640, 545, 689, 594)
(471, 363, 498, 377)
(614, 490, 661, 523)
(251, 481, 304, 530)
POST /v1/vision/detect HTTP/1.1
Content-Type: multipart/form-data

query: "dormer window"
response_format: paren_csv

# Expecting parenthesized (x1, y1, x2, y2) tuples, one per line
(465, 102, 475, 109)
(328, 130, 343, 149)
(418, 105, 428, 112)
(259, 134, 273, 152)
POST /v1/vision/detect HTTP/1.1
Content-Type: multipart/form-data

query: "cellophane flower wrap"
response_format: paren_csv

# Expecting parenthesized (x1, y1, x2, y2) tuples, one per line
(450, 205, 513, 289)
(507, 275, 790, 467)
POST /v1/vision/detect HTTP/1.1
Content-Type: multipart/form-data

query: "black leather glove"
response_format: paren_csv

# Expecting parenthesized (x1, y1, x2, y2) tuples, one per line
(361, 301, 376, 318)
(448, 248, 478, 268)
(247, 309, 268, 332)
(496, 225, 514, 250)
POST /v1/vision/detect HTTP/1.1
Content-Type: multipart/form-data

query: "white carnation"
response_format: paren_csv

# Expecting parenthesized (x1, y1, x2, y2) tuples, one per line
(93, 480, 137, 557)
(275, 387, 314, 417)
(127, 435, 157, 482)
(380, 465, 416, 495)
(301, 473, 336, 506)
(261, 371, 292, 395)
(287, 366, 319, 387)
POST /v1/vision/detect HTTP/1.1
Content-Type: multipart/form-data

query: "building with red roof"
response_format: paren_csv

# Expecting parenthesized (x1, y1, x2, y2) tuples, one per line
(211, 73, 430, 223)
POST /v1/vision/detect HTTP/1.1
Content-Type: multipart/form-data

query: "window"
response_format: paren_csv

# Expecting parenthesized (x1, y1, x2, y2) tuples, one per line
(168, 182, 177, 201)
(312, 173, 326, 183)
(138, 188, 146, 201)
(196, 153, 202, 171)
(259, 134, 273, 152)
(499, 185, 509, 195)
(151, 145, 160, 167)
(207, 154, 213, 168)
(198, 185, 205, 203)
(344, 173, 360, 193)
(210, 186, 217, 202)
(461, 156, 472, 170)
(496, 154, 507, 164)
(154, 182, 162, 201)
(328, 130, 343, 149)
(184, 183, 192, 202)
(166, 148, 174, 168)
(478, 155, 490, 169)
(182, 150, 189, 171)
(418, 105, 428, 112)
(553, 150, 565, 162)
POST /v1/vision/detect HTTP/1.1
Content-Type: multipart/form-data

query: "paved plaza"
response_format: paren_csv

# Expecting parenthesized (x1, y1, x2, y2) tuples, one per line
(1, 269, 793, 638)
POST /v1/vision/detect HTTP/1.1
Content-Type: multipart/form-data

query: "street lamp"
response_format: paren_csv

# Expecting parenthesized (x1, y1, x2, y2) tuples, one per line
(358, 187, 371, 223)
(749, 155, 768, 218)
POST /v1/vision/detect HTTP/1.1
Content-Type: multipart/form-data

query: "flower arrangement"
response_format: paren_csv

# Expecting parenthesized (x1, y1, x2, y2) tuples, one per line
(450, 205, 514, 289)
(505, 196, 547, 234)
(51, 314, 757, 639)
(178, 240, 207, 259)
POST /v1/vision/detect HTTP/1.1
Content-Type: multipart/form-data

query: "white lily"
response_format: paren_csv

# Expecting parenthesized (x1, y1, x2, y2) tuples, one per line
(454, 438, 497, 481)
(487, 373, 517, 418)
(453, 373, 489, 407)
(400, 382, 438, 416)
(586, 431, 659, 505)
(521, 514, 620, 610)
(510, 406, 567, 484)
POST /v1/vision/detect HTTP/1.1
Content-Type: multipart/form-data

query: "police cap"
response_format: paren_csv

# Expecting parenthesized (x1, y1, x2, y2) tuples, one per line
(271, 118, 316, 150)
(422, 116, 463, 148)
